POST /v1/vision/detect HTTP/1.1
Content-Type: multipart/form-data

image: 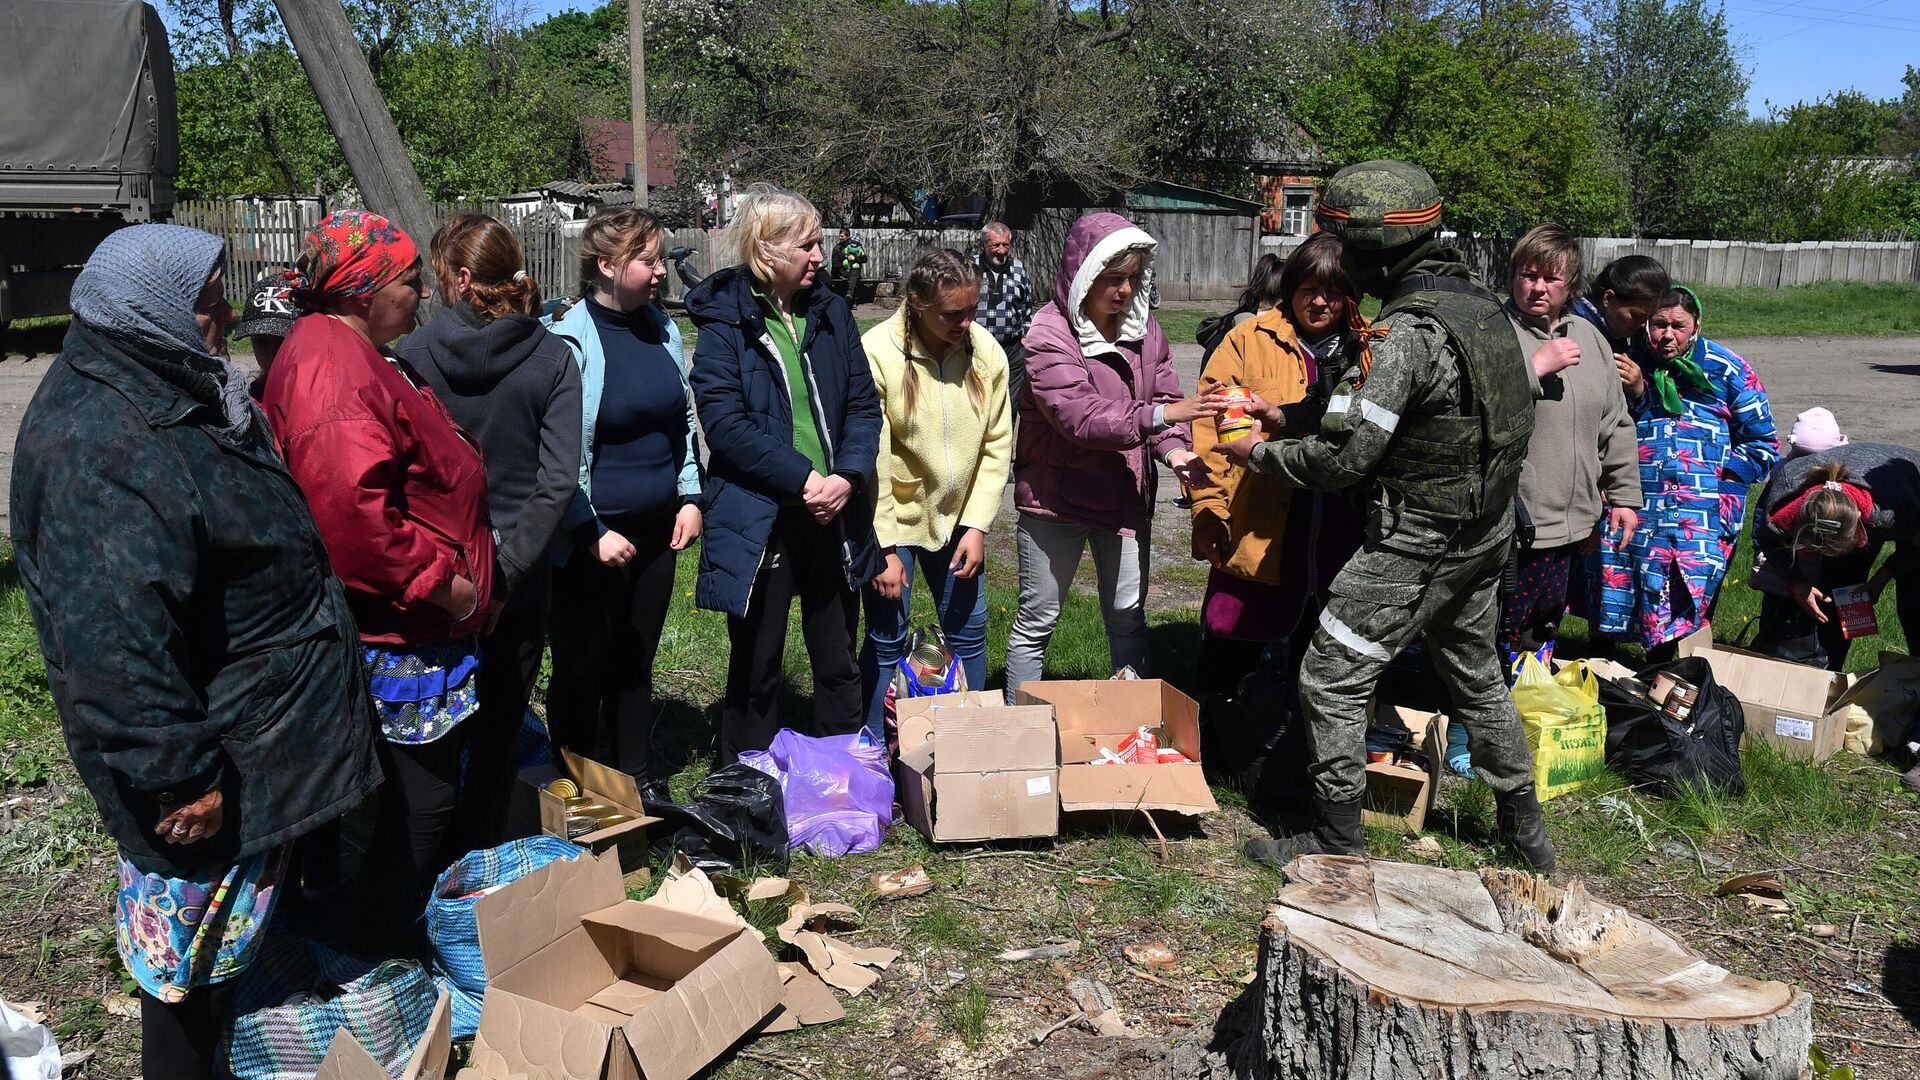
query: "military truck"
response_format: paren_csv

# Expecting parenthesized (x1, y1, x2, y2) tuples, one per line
(0, 0, 177, 328)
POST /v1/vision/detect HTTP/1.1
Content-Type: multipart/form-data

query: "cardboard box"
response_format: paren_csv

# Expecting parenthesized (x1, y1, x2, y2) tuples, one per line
(1362, 706, 1448, 834)
(469, 852, 784, 1080)
(511, 749, 662, 865)
(316, 990, 451, 1080)
(894, 691, 1059, 843)
(1016, 680, 1218, 817)
(1677, 630, 1856, 760)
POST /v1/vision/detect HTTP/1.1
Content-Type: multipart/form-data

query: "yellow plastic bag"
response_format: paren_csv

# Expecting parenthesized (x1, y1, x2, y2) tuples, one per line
(1511, 655, 1608, 801)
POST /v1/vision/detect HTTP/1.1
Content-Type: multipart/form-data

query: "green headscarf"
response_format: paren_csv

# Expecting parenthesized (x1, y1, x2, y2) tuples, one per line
(1644, 284, 1713, 416)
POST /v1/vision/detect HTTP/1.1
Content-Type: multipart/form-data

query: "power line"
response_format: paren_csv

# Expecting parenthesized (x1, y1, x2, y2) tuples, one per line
(1728, 0, 1920, 28)
(1751, 0, 1902, 47)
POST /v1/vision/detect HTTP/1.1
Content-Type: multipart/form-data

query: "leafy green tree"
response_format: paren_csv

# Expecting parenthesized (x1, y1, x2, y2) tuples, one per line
(1295, 2, 1627, 235)
(1583, 0, 1747, 236)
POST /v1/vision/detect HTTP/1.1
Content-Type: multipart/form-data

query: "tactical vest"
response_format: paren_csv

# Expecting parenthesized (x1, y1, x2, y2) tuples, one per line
(1369, 274, 1535, 520)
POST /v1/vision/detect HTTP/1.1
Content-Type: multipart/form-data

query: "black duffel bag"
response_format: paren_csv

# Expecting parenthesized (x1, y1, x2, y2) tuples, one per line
(1601, 656, 1746, 797)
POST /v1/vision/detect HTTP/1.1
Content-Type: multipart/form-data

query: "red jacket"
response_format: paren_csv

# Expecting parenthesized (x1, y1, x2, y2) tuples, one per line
(263, 314, 495, 645)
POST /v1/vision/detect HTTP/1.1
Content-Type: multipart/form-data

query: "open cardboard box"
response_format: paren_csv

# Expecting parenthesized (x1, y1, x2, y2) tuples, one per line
(511, 749, 662, 868)
(894, 691, 1059, 843)
(467, 852, 784, 1080)
(316, 990, 451, 1080)
(1362, 705, 1448, 834)
(1015, 680, 1217, 817)
(1677, 628, 1861, 760)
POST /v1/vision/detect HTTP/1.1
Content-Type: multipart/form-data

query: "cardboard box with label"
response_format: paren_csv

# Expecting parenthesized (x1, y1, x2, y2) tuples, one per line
(1677, 629, 1860, 761)
(1016, 680, 1217, 817)
(467, 852, 784, 1080)
(1362, 705, 1448, 834)
(894, 691, 1059, 843)
(510, 748, 662, 867)
(317, 990, 451, 1080)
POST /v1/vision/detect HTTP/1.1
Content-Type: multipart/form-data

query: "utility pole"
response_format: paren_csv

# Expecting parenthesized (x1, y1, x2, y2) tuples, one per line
(629, 0, 648, 208)
(273, 0, 437, 250)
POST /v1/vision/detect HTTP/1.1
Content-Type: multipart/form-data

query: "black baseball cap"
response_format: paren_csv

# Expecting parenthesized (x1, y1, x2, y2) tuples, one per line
(232, 268, 297, 341)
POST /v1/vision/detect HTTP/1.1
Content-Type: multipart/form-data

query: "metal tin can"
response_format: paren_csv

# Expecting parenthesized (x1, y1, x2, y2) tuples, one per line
(574, 803, 615, 819)
(545, 778, 580, 798)
(1216, 385, 1257, 443)
(1616, 676, 1654, 701)
(1661, 678, 1700, 725)
(564, 815, 598, 838)
(1649, 672, 1678, 706)
(561, 795, 595, 812)
(594, 814, 633, 829)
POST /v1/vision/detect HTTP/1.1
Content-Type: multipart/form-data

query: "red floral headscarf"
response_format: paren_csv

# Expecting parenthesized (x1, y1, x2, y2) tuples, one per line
(288, 209, 419, 311)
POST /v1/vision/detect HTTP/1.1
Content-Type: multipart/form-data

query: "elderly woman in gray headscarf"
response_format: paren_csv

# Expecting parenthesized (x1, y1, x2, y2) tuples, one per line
(11, 224, 379, 1078)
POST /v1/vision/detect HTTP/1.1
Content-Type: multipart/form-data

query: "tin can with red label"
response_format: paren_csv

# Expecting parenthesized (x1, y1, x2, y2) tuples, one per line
(1834, 585, 1879, 640)
(1216, 385, 1257, 443)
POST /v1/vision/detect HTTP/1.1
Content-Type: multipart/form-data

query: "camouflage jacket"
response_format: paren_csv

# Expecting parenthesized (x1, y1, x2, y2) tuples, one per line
(11, 323, 380, 876)
(1247, 259, 1516, 560)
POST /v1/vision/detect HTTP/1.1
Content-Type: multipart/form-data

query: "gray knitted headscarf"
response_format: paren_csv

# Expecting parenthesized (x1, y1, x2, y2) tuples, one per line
(70, 223, 255, 439)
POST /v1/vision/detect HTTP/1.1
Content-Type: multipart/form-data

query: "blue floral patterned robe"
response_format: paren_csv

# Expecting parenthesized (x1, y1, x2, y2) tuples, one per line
(1591, 335, 1779, 648)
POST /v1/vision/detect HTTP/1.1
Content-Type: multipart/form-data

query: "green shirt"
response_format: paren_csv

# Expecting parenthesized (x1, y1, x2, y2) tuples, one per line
(755, 288, 829, 480)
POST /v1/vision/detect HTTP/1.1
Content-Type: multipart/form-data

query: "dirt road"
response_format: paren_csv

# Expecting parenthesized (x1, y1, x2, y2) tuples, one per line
(1, 334, 1914, 537)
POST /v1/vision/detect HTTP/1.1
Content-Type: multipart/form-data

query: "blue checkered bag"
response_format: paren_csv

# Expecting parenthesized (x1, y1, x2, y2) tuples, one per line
(427, 835, 585, 1037)
(226, 942, 435, 1080)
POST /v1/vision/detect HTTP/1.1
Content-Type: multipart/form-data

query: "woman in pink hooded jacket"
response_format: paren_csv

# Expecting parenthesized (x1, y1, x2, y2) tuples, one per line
(1002, 213, 1222, 700)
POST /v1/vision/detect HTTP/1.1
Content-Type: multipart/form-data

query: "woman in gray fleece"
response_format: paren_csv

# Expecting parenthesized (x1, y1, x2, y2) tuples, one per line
(1751, 440, 1920, 672)
(1501, 225, 1643, 658)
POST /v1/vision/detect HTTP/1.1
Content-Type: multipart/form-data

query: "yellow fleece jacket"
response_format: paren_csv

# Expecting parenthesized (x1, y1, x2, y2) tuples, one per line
(862, 309, 1012, 550)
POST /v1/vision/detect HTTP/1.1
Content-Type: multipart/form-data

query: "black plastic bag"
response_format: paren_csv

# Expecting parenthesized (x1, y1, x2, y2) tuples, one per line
(1601, 656, 1746, 797)
(641, 763, 790, 874)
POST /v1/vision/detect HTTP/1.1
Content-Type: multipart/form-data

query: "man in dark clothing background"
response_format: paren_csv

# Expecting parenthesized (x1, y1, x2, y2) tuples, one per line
(974, 221, 1034, 415)
(830, 227, 867, 302)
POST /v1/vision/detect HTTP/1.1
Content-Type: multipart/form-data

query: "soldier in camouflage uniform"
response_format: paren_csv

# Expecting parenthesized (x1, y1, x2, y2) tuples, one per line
(1218, 161, 1555, 873)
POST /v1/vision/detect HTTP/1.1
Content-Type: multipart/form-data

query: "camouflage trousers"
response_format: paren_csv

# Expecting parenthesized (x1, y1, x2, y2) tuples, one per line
(1298, 537, 1536, 802)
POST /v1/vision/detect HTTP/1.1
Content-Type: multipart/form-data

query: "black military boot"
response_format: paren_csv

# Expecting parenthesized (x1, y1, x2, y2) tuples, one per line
(1311, 796, 1365, 856)
(1495, 784, 1556, 876)
(1240, 831, 1320, 870)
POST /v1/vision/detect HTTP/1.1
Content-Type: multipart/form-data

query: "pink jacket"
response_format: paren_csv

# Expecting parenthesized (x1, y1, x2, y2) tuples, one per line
(1014, 212, 1189, 535)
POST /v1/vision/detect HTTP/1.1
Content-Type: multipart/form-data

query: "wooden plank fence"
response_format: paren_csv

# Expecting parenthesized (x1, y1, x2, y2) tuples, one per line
(179, 199, 1920, 306)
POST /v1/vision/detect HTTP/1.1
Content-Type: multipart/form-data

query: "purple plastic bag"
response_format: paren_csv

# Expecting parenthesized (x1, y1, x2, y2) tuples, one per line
(739, 728, 893, 857)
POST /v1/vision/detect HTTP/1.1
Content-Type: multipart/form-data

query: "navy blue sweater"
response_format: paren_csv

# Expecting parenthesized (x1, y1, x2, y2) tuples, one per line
(586, 297, 688, 520)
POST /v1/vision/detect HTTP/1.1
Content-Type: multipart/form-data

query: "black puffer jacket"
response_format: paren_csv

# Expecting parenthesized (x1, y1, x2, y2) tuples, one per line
(12, 322, 381, 876)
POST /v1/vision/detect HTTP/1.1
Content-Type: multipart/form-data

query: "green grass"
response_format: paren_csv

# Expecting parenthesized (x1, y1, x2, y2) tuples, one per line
(1692, 281, 1920, 338)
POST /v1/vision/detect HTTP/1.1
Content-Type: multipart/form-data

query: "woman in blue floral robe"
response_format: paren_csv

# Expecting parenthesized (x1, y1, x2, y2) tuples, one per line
(1592, 287, 1779, 654)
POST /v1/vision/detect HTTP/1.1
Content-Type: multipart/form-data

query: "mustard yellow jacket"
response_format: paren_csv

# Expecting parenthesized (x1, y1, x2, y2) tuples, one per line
(1192, 307, 1364, 584)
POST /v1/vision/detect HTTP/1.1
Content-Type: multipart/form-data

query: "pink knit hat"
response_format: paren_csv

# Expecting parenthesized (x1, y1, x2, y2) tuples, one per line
(1788, 407, 1848, 455)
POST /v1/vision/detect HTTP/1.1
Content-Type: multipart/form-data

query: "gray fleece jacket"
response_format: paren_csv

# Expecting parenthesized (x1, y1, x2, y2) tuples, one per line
(1507, 300, 1642, 547)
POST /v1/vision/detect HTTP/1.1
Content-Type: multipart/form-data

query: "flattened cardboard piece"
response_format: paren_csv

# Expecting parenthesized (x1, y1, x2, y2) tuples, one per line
(642, 862, 752, 935)
(1019, 680, 1218, 816)
(778, 963, 846, 1025)
(823, 937, 899, 969)
(1361, 707, 1448, 834)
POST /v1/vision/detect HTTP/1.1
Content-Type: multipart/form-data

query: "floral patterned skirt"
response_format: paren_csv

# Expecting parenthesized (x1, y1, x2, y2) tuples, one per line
(116, 845, 289, 1003)
(362, 638, 481, 744)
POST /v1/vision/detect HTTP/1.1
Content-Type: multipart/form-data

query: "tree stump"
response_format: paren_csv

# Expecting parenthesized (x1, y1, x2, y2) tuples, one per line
(1186, 856, 1811, 1080)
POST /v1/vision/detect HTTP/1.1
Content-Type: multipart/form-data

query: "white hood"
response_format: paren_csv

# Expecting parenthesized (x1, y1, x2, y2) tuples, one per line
(1067, 226, 1157, 358)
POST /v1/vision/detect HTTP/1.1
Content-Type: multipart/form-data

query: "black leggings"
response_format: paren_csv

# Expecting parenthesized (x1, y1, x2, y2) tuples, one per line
(142, 984, 232, 1079)
(547, 514, 679, 786)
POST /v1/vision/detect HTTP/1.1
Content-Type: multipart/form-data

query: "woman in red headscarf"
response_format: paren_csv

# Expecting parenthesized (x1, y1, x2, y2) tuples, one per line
(262, 209, 497, 953)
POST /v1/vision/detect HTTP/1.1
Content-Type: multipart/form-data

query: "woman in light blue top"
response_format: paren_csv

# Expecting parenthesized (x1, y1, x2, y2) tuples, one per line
(543, 208, 702, 787)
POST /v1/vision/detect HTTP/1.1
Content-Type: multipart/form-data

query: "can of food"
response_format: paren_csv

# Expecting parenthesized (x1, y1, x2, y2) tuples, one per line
(1649, 671, 1679, 706)
(561, 795, 595, 812)
(907, 641, 952, 690)
(564, 815, 598, 838)
(574, 803, 615, 819)
(1215, 385, 1257, 443)
(1366, 750, 1393, 764)
(594, 813, 633, 829)
(1616, 676, 1654, 701)
(1661, 678, 1699, 725)
(545, 778, 580, 798)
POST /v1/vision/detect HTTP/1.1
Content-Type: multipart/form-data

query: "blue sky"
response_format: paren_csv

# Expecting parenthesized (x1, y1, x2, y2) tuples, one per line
(521, 0, 1916, 117)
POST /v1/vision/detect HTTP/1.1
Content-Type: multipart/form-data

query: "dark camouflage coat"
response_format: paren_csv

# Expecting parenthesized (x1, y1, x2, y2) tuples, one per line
(11, 322, 380, 876)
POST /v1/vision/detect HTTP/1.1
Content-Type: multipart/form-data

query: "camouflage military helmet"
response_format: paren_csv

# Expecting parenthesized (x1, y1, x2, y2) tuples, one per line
(1314, 160, 1443, 251)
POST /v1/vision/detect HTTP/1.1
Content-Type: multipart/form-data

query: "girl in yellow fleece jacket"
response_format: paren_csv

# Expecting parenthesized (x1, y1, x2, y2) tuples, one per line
(859, 249, 1013, 734)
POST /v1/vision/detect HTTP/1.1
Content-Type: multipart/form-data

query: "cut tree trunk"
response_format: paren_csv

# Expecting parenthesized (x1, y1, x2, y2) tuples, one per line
(1176, 856, 1811, 1080)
